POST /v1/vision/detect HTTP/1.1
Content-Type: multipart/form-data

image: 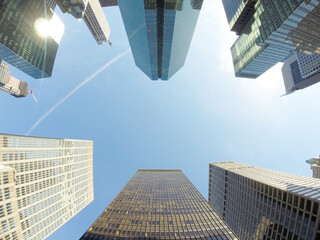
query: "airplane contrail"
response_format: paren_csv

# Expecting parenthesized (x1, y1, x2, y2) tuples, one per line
(26, 49, 130, 135)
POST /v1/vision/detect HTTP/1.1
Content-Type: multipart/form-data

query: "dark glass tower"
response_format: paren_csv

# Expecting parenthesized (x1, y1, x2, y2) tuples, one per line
(209, 162, 320, 240)
(223, 0, 320, 79)
(118, 0, 203, 80)
(0, 0, 60, 78)
(81, 169, 238, 240)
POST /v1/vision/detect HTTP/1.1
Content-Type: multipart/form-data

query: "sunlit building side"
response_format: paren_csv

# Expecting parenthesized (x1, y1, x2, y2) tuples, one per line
(118, 0, 203, 80)
(0, 133, 93, 240)
(0, 0, 64, 79)
(0, 61, 28, 98)
(209, 162, 320, 240)
(80, 169, 238, 240)
(83, 0, 111, 44)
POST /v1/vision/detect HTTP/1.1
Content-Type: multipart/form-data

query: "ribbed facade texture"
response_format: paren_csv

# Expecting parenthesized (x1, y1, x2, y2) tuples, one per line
(81, 169, 238, 240)
(209, 162, 320, 240)
(118, 0, 203, 80)
(0, 134, 94, 240)
(223, 0, 320, 79)
(83, 0, 111, 44)
(0, 0, 60, 79)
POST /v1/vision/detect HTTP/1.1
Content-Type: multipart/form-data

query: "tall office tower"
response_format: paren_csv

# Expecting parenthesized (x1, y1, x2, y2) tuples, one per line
(0, 61, 28, 98)
(209, 162, 320, 240)
(99, 0, 118, 7)
(0, 0, 64, 79)
(118, 0, 203, 80)
(306, 157, 320, 178)
(56, 0, 90, 19)
(0, 133, 94, 240)
(83, 0, 111, 44)
(281, 53, 320, 94)
(46, 0, 57, 10)
(223, 0, 320, 79)
(80, 169, 238, 240)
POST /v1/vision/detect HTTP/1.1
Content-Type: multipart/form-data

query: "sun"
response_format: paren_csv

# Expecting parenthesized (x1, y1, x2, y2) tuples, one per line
(34, 13, 64, 44)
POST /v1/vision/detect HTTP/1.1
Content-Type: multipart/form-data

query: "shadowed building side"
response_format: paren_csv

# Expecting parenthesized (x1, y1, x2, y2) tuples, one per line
(99, 0, 118, 7)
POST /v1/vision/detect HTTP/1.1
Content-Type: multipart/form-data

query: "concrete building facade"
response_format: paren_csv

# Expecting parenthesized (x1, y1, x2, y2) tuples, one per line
(209, 162, 320, 240)
(0, 133, 93, 240)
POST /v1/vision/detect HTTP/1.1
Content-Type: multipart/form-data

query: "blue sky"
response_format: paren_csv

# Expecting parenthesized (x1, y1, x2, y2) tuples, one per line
(1, 0, 320, 239)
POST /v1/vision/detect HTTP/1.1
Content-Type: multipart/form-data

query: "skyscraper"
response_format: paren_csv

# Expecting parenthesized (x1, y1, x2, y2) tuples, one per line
(83, 0, 111, 44)
(118, 0, 203, 80)
(223, 0, 320, 79)
(281, 54, 320, 94)
(0, 133, 93, 240)
(0, 61, 28, 98)
(306, 157, 320, 178)
(56, 0, 90, 19)
(0, 0, 64, 79)
(209, 162, 320, 240)
(99, 0, 118, 7)
(80, 169, 238, 239)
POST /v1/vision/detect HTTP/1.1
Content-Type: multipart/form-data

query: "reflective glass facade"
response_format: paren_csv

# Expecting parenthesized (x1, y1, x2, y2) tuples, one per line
(0, 134, 93, 240)
(81, 169, 238, 240)
(118, 0, 203, 80)
(0, 0, 60, 79)
(209, 162, 320, 240)
(224, 0, 320, 79)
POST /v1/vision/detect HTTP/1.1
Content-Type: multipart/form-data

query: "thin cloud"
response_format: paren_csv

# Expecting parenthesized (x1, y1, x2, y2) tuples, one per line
(26, 49, 130, 135)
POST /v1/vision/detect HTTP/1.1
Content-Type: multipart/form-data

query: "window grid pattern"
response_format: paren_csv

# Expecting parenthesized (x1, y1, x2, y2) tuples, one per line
(81, 170, 238, 240)
(83, 0, 110, 44)
(0, 134, 93, 240)
(0, 0, 59, 79)
(228, 0, 320, 79)
(209, 162, 320, 240)
(118, 0, 203, 80)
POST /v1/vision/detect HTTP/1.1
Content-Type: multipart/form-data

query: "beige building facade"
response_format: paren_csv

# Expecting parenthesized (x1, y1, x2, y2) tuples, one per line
(0, 133, 93, 240)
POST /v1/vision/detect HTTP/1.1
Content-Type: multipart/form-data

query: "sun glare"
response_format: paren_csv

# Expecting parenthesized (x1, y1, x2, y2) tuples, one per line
(34, 13, 64, 44)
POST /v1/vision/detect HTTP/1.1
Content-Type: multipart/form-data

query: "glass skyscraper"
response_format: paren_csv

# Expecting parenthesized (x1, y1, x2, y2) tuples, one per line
(209, 162, 320, 240)
(0, 0, 62, 79)
(0, 133, 93, 240)
(81, 169, 238, 240)
(223, 0, 320, 79)
(118, 0, 203, 80)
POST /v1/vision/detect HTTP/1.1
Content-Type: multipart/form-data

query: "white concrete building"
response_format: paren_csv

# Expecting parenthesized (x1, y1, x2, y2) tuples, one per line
(0, 61, 28, 98)
(0, 133, 93, 240)
(209, 162, 320, 240)
(83, 0, 110, 44)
